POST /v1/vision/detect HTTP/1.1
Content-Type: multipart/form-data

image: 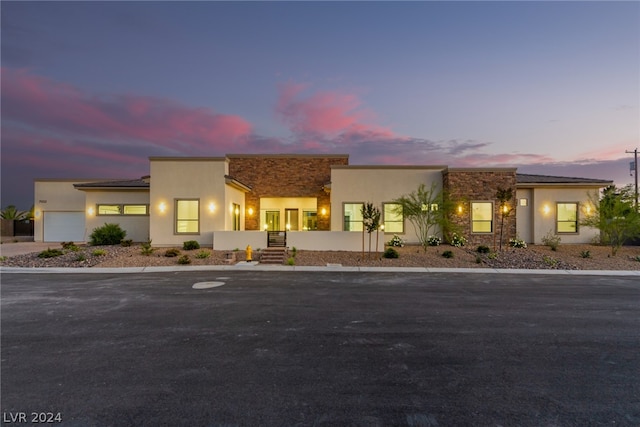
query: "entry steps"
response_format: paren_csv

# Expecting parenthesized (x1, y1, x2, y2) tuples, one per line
(259, 247, 287, 264)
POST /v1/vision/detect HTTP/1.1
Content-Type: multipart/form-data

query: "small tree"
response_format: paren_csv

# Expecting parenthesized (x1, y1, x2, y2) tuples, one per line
(495, 187, 514, 251)
(361, 202, 381, 259)
(580, 184, 640, 256)
(392, 183, 454, 252)
(1, 205, 29, 221)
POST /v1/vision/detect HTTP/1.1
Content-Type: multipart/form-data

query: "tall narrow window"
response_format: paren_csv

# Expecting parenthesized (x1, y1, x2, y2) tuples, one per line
(471, 202, 493, 233)
(232, 203, 241, 231)
(176, 199, 199, 234)
(383, 203, 403, 233)
(343, 203, 364, 231)
(557, 203, 578, 233)
(302, 211, 317, 230)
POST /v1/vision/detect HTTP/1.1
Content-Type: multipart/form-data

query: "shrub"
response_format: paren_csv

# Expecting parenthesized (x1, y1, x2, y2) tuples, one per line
(509, 237, 527, 248)
(387, 234, 405, 247)
(477, 245, 490, 254)
(286, 257, 295, 265)
(89, 223, 126, 246)
(61, 241, 79, 251)
(580, 250, 591, 259)
(120, 239, 133, 247)
(383, 247, 399, 258)
(38, 248, 64, 258)
(442, 250, 454, 258)
(543, 255, 558, 267)
(75, 254, 86, 262)
(177, 255, 191, 265)
(633, 255, 640, 262)
(195, 250, 210, 259)
(427, 235, 442, 246)
(488, 252, 498, 260)
(183, 240, 200, 250)
(140, 241, 154, 256)
(475, 255, 482, 264)
(164, 248, 180, 257)
(92, 249, 106, 256)
(450, 233, 467, 247)
(291, 246, 298, 258)
(542, 230, 561, 251)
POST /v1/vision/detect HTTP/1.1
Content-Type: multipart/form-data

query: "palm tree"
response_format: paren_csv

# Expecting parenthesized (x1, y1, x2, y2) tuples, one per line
(1, 205, 29, 221)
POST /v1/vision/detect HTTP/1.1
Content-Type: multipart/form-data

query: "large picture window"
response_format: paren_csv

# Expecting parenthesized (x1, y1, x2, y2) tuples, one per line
(557, 203, 578, 233)
(176, 199, 199, 234)
(343, 203, 364, 231)
(471, 202, 493, 233)
(303, 211, 318, 230)
(383, 203, 403, 233)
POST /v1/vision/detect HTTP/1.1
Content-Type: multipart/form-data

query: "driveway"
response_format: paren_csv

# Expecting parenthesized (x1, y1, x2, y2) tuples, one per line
(2, 271, 639, 426)
(0, 241, 63, 257)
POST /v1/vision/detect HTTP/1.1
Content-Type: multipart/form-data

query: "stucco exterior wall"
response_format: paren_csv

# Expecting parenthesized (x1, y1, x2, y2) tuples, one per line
(149, 158, 230, 247)
(83, 190, 150, 242)
(34, 180, 98, 242)
(228, 154, 349, 230)
(443, 169, 518, 247)
(518, 186, 600, 245)
(330, 166, 445, 244)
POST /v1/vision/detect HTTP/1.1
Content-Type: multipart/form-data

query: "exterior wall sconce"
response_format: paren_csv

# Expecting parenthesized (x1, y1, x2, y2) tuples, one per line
(502, 205, 509, 214)
(457, 205, 463, 214)
(543, 205, 550, 215)
(321, 207, 327, 216)
(34, 210, 41, 219)
(159, 202, 167, 213)
(87, 207, 95, 216)
(379, 224, 385, 231)
(247, 207, 254, 216)
(208, 202, 216, 213)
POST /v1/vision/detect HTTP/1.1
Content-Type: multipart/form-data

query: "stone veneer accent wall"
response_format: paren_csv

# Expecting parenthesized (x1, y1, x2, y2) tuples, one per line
(228, 155, 349, 230)
(443, 169, 517, 247)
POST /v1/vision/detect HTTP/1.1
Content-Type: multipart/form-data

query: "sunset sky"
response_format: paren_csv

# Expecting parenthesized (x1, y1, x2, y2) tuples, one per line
(2, 1, 638, 209)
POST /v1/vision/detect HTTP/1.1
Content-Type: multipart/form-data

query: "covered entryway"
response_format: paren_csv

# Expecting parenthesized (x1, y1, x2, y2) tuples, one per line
(260, 197, 317, 231)
(43, 212, 85, 242)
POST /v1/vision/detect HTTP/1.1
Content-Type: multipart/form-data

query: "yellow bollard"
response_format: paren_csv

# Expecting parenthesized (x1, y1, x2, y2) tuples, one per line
(246, 245, 252, 262)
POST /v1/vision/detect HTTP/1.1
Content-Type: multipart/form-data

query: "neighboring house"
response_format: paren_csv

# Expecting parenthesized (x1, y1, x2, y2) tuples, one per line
(33, 154, 612, 249)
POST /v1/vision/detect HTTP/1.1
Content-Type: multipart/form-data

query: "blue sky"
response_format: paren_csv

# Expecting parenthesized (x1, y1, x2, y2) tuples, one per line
(2, 1, 639, 209)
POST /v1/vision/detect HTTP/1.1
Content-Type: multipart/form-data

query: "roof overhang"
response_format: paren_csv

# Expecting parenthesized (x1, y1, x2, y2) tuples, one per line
(224, 175, 252, 192)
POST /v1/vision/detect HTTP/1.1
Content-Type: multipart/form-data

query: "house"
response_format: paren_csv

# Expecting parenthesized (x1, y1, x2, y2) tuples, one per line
(33, 154, 613, 249)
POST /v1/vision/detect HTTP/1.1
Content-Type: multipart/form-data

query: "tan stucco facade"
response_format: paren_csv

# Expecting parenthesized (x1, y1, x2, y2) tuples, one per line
(83, 189, 150, 242)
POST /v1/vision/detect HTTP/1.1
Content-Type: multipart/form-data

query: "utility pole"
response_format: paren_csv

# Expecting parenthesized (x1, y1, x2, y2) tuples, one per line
(626, 148, 639, 210)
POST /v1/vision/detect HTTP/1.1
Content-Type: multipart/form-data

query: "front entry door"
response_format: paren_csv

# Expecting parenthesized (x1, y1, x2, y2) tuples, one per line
(285, 209, 299, 231)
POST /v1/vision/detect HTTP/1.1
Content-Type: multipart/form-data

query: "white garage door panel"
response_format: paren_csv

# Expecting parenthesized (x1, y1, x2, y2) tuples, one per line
(44, 212, 86, 242)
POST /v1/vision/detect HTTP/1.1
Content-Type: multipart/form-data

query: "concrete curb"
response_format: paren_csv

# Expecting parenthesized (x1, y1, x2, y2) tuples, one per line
(1, 265, 639, 276)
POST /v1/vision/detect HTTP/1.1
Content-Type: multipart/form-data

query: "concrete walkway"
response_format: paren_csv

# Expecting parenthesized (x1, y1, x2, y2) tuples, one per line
(1, 242, 638, 276)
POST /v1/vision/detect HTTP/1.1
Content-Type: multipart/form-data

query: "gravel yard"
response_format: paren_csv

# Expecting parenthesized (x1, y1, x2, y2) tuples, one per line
(2, 242, 639, 270)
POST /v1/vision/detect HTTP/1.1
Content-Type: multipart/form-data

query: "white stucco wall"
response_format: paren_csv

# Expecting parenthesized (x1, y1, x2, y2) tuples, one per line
(149, 157, 242, 247)
(330, 166, 445, 244)
(83, 190, 150, 242)
(34, 179, 99, 242)
(518, 186, 601, 244)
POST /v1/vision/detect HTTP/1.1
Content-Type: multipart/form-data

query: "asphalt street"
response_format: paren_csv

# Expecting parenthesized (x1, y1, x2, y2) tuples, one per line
(1, 271, 639, 426)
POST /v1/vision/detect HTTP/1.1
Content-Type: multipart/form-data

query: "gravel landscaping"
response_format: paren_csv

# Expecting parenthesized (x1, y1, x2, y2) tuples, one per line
(1, 242, 639, 270)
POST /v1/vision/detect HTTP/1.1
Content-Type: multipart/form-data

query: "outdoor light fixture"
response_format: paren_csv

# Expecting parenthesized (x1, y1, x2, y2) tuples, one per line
(208, 202, 216, 213)
(263, 224, 268, 230)
(503, 205, 509, 214)
(87, 207, 95, 216)
(543, 205, 550, 215)
(34, 210, 41, 219)
(248, 207, 254, 216)
(457, 205, 463, 214)
(159, 202, 167, 213)
(321, 208, 327, 216)
(380, 224, 385, 231)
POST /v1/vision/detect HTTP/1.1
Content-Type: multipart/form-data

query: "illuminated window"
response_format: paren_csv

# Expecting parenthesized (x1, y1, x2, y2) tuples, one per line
(557, 203, 578, 233)
(343, 203, 364, 231)
(97, 205, 121, 215)
(97, 204, 148, 215)
(232, 203, 241, 231)
(176, 199, 199, 234)
(123, 205, 148, 215)
(303, 211, 317, 230)
(519, 198, 528, 207)
(383, 203, 403, 233)
(471, 202, 493, 233)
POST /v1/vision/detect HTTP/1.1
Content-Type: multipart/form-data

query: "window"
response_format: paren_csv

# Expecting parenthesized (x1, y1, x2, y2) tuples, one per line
(98, 205, 121, 215)
(176, 199, 199, 234)
(303, 211, 317, 230)
(232, 203, 241, 231)
(97, 204, 148, 215)
(471, 202, 493, 233)
(383, 203, 403, 233)
(343, 203, 363, 231)
(519, 198, 528, 207)
(557, 203, 578, 233)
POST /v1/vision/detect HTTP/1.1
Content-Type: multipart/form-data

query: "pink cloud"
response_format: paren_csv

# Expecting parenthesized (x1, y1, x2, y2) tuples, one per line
(1, 67, 253, 153)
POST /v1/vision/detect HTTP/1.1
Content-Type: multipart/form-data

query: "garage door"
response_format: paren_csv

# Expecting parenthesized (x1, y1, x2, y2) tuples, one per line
(43, 212, 86, 242)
